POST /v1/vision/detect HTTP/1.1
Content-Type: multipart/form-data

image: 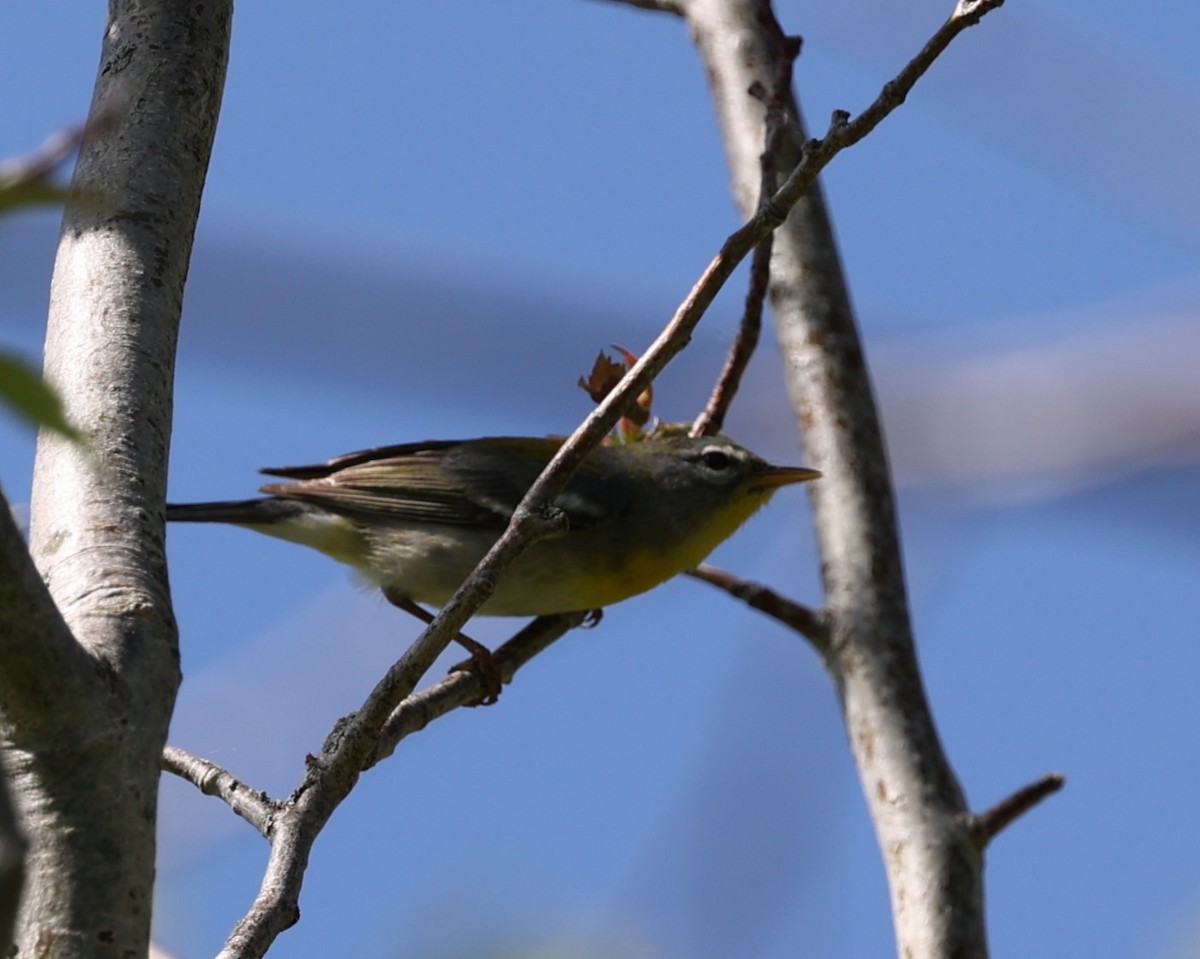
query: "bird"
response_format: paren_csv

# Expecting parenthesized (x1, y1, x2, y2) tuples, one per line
(165, 433, 819, 619)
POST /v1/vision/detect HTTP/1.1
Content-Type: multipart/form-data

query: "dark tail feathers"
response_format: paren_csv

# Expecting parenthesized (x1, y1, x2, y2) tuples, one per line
(166, 498, 306, 525)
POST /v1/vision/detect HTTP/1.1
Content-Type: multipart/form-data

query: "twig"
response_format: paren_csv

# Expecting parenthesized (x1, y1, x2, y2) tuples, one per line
(693, 50, 798, 437)
(691, 237, 769, 438)
(768, 0, 1006, 218)
(161, 746, 279, 838)
(972, 773, 1066, 847)
(687, 564, 827, 653)
(0, 110, 118, 212)
(688, 0, 1004, 437)
(0, 125, 88, 192)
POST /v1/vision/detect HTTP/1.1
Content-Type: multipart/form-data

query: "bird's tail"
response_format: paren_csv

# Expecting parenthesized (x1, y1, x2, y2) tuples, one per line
(167, 498, 365, 564)
(166, 498, 306, 526)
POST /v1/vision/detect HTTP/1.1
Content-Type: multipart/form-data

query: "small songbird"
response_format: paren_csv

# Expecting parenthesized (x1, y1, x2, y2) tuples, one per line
(166, 434, 819, 617)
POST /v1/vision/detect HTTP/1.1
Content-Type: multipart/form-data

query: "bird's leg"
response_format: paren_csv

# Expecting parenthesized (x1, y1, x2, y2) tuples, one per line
(382, 588, 502, 705)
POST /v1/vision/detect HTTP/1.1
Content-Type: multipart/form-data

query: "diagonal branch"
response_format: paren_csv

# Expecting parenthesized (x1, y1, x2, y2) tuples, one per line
(686, 564, 827, 652)
(217, 4, 1004, 954)
(161, 746, 279, 838)
(972, 773, 1066, 847)
(371, 612, 587, 765)
(0, 111, 117, 213)
(352, 0, 1005, 746)
(217, 613, 585, 958)
(693, 55, 798, 438)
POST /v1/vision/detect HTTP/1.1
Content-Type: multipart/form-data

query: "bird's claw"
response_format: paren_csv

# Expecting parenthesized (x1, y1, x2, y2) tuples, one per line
(450, 637, 503, 706)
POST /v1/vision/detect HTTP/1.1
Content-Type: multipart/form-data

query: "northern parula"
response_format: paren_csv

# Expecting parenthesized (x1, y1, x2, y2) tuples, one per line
(166, 434, 819, 616)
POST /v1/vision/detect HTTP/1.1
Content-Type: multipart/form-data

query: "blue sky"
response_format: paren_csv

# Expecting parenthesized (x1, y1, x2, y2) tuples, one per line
(4, 2, 1200, 957)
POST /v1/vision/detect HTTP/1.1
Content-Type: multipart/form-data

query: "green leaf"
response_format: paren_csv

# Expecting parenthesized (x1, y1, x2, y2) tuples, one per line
(0, 178, 74, 215)
(0, 350, 82, 441)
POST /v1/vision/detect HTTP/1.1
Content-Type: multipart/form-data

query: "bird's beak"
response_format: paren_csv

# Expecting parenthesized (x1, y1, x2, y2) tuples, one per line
(751, 465, 822, 490)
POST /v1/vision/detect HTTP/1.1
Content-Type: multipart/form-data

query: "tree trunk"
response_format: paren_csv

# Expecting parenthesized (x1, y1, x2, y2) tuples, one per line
(3, 2, 231, 954)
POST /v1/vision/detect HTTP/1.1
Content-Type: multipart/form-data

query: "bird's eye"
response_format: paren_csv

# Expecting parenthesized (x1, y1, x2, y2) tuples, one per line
(701, 448, 733, 471)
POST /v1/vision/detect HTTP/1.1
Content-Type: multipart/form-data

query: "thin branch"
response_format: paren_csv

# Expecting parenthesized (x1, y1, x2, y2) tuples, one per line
(0, 113, 115, 208)
(160, 746, 279, 838)
(687, 564, 827, 652)
(687, 0, 1002, 439)
(218, 614, 586, 959)
(371, 612, 587, 766)
(329, 0, 1004, 753)
(691, 237, 769, 438)
(767, 0, 1006, 217)
(693, 54, 798, 438)
(260, 125, 791, 777)
(971, 773, 1065, 847)
(0, 125, 87, 189)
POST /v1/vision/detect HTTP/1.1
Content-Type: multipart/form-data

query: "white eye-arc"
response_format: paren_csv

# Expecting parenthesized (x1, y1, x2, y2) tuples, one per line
(700, 447, 735, 472)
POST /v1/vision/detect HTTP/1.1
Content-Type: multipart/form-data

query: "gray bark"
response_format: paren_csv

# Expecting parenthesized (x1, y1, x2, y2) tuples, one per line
(2, 1, 231, 955)
(681, 1, 987, 956)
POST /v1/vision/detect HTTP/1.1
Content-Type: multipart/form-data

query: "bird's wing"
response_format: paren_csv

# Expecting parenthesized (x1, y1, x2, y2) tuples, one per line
(444, 439, 627, 531)
(258, 438, 627, 531)
(261, 444, 505, 527)
(260, 439, 462, 480)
